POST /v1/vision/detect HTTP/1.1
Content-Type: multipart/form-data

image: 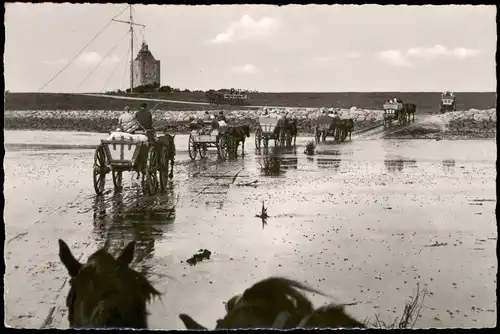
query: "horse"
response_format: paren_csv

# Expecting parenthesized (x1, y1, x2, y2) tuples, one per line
(404, 103, 416, 122)
(339, 118, 354, 141)
(228, 125, 251, 157)
(156, 133, 176, 179)
(284, 118, 298, 146)
(58, 239, 160, 329)
(179, 276, 365, 330)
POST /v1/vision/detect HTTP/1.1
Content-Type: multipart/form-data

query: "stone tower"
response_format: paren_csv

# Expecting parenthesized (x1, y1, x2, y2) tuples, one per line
(133, 41, 160, 88)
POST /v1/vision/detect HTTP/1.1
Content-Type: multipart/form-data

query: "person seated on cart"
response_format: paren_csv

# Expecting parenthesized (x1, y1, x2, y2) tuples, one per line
(117, 106, 134, 132)
(202, 111, 211, 122)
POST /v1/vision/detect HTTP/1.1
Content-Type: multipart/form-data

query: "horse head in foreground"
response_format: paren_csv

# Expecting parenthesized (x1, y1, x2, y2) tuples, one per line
(58, 239, 160, 329)
(179, 276, 365, 329)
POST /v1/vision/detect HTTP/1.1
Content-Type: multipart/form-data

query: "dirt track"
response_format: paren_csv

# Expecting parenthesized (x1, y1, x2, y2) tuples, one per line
(3, 131, 497, 329)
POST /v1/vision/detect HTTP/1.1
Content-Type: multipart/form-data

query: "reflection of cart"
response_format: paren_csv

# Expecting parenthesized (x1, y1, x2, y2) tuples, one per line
(383, 102, 406, 127)
(92, 129, 171, 196)
(188, 125, 231, 161)
(255, 117, 284, 149)
(440, 95, 456, 113)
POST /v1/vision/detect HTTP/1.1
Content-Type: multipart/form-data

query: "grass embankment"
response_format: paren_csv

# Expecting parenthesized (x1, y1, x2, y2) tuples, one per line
(4, 92, 496, 112)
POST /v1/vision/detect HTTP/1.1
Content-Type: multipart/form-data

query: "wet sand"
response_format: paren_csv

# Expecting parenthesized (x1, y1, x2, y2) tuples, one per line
(3, 130, 497, 329)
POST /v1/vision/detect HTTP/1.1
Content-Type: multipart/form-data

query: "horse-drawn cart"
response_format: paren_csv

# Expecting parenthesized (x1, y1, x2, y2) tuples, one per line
(440, 94, 456, 113)
(188, 122, 231, 161)
(383, 102, 406, 127)
(255, 117, 285, 149)
(314, 115, 342, 142)
(93, 129, 173, 196)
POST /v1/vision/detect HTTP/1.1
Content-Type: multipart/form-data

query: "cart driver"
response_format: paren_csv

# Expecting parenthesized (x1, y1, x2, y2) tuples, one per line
(135, 103, 153, 131)
(218, 111, 227, 122)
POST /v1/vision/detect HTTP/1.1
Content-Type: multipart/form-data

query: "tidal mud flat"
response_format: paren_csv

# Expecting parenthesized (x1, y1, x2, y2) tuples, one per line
(3, 130, 497, 329)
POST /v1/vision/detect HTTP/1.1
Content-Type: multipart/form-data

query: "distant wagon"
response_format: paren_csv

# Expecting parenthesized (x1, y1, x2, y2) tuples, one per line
(383, 100, 407, 127)
(188, 118, 232, 160)
(314, 109, 354, 143)
(205, 90, 249, 106)
(440, 91, 456, 113)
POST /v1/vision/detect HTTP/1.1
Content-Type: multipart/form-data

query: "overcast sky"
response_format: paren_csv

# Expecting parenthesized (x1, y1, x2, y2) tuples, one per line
(5, 4, 497, 93)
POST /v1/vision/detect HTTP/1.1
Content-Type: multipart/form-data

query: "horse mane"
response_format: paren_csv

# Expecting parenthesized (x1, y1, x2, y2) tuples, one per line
(299, 304, 365, 328)
(241, 277, 328, 314)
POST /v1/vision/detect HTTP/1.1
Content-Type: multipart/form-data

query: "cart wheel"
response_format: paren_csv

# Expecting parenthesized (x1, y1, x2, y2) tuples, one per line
(144, 145, 160, 195)
(93, 145, 107, 195)
(159, 144, 169, 192)
(285, 131, 292, 147)
(314, 128, 320, 143)
(217, 135, 228, 160)
(255, 128, 262, 149)
(279, 128, 286, 147)
(112, 170, 122, 191)
(198, 144, 208, 159)
(188, 133, 197, 161)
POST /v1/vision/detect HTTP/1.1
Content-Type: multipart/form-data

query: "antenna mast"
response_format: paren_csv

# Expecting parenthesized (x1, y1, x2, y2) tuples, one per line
(112, 4, 145, 93)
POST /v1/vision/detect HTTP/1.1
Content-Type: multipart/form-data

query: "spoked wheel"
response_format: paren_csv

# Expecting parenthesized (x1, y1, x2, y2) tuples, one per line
(159, 145, 169, 192)
(285, 131, 292, 147)
(217, 135, 228, 160)
(279, 128, 286, 147)
(198, 144, 208, 159)
(314, 128, 320, 143)
(93, 146, 108, 195)
(255, 128, 262, 149)
(112, 170, 122, 191)
(144, 145, 160, 195)
(188, 134, 197, 161)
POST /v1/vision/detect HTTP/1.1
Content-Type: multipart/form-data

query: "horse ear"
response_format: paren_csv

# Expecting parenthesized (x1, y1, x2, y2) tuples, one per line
(58, 239, 82, 277)
(179, 314, 208, 330)
(117, 241, 136, 265)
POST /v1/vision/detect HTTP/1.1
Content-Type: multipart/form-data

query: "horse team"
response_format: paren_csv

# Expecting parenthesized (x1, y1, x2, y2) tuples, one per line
(58, 239, 366, 329)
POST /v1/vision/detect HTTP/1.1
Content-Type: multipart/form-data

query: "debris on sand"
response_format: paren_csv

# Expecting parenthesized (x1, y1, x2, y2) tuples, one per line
(424, 241, 448, 247)
(255, 201, 269, 220)
(236, 180, 259, 187)
(259, 150, 282, 175)
(304, 140, 316, 155)
(256, 201, 269, 229)
(185, 249, 212, 266)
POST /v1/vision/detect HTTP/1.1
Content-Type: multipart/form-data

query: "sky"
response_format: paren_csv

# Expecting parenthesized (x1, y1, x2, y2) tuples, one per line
(4, 4, 497, 93)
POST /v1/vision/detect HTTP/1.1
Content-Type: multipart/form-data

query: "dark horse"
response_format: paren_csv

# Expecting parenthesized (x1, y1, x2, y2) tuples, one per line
(179, 276, 365, 329)
(58, 239, 160, 329)
(284, 118, 298, 146)
(156, 133, 176, 179)
(135, 131, 175, 185)
(339, 118, 354, 141)
(228, 125, 251, 157)
(404, 103, 416, 122)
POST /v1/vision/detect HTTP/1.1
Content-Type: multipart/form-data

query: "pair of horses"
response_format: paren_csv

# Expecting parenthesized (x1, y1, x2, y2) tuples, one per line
(272, 118, 298, 147)
(58, 240, 365, 329)
(134, 131, 176, 183)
